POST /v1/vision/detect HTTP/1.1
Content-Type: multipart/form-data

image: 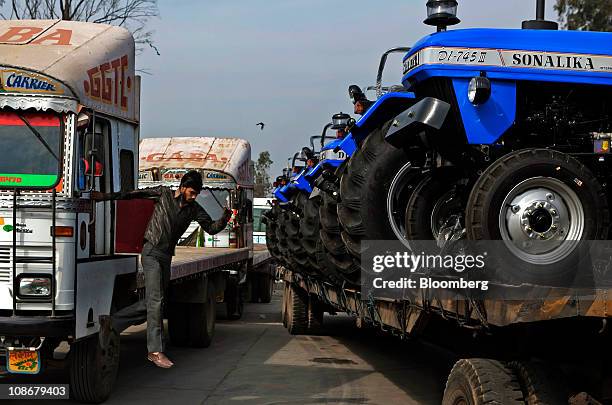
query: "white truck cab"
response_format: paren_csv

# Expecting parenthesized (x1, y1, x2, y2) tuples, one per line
(0, 20, 140, 402)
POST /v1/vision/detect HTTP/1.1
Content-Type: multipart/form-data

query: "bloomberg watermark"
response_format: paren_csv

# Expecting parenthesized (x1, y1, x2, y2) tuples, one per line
(361, 240, 612, 301)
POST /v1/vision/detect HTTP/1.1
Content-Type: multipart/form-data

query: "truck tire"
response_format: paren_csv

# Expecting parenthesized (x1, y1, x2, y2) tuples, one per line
(70, 331, 120, 403)
(338, 120, 414, 270)
(466, 149, 609, 286)
(442, 358, 524, 405)
(287, 284, 308, 335)
(220, 277, 243, 320)
(168, 302, 190, 347)
(508, 360, 569, 405)
(188, 281, 216, 348)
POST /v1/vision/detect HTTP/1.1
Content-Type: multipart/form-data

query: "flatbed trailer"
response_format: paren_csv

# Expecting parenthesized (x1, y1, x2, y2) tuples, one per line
(281, 268, 612, 403)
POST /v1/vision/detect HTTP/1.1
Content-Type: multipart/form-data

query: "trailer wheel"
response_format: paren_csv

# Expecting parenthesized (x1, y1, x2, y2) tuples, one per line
(281, 282, 289, 328)
(168, 302, 190, 347)
(508, 360, 569, 405)
(338, 120, 415, 270)
(188, 281, 216, 348)
(442, 358, 524, 405)
(307, 296, 324, 334)
(287, 284, 308, 335)
(466, 149, 609, 286)
(70, 331, 120, 403)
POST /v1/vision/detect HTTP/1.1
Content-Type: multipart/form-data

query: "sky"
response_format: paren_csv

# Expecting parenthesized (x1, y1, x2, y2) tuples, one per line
(138, 0, 558, 176)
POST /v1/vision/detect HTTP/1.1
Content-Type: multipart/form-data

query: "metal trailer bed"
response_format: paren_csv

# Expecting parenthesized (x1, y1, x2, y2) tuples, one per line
(282, 268, 612, 334)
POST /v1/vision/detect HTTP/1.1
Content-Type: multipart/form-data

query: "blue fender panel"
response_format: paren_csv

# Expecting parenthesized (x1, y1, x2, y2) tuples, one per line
(351, 92, 416, 140)
(452, 78, 516, 145)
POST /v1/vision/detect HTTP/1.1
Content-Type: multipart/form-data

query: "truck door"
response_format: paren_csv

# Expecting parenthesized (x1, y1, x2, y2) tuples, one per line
(82, 118, 112, 256)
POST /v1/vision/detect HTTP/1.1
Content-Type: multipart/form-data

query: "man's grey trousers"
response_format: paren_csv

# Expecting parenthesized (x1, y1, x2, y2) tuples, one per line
(112, 243, 171, 353)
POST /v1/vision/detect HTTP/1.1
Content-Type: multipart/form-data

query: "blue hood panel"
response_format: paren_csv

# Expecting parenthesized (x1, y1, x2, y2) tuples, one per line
(407, 28, 612, 58)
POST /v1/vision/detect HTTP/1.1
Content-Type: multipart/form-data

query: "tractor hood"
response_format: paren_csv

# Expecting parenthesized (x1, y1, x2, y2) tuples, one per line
(402, 28, 612, 87)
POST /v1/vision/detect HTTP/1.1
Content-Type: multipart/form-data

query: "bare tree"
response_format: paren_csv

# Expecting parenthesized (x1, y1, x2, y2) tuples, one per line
(0, 0, 159, 53)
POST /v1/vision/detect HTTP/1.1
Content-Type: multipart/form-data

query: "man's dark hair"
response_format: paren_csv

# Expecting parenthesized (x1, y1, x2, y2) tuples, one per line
(180, 170, 203, 192)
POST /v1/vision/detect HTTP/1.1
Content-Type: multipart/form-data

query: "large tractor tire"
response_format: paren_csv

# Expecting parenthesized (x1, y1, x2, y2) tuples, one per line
(405, 168, 465, 246)
(275, 210, 299, 271)
(338, 120, 416, 271)
(70, 331, 120, 403)
(319, 163, 360, 284)
(466, 148, 609, 286)
(265, 207, 282, 262)
(285, 192, 315, 273)
(442, 358, 524, 405)
(302, 192, 352, 285)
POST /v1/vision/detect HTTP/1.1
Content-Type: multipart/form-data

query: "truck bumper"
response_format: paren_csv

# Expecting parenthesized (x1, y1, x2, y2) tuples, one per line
(0, 315, 74, 337)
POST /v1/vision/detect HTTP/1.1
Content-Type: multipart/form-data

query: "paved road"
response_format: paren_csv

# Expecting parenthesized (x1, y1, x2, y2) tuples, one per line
(3, 287, 453, 404)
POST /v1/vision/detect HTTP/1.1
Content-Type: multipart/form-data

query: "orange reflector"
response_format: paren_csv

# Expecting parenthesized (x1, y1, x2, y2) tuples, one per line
(51, 226, 74, 237)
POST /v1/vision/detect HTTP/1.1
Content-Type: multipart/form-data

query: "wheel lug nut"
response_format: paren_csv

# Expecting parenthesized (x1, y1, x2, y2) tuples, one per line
(550, 209, 557, 216)
(537, 202, 544, 208)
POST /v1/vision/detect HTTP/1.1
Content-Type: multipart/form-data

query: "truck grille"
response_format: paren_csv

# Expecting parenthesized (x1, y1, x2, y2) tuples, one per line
(0, 246, 11, 284)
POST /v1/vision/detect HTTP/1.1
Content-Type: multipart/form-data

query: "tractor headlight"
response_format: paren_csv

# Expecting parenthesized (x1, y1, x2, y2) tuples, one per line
(468, 76, 491, 105)
(19, 276, 52, 297)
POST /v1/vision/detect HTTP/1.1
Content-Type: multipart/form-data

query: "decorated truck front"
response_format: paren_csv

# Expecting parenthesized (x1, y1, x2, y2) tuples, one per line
(0, 20, 141, 402)
(138, 137, 254, 249)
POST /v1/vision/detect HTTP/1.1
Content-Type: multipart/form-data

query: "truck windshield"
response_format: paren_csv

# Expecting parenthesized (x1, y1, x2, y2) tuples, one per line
(197, 189, 230, 219)
(0, 111, 62, 188)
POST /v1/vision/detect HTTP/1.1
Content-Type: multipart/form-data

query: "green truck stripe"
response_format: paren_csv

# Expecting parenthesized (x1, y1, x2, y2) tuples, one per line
(0, 173, 58, 187)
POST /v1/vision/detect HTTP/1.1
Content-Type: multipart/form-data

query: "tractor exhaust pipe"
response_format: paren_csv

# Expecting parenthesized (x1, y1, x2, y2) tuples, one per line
(522, 0, 558, 30)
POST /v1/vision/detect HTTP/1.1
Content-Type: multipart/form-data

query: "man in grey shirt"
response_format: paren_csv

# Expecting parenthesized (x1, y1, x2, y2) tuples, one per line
(95, 170, 231, 368)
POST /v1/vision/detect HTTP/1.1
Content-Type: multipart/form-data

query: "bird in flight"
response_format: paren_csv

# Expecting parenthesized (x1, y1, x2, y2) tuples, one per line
(256, 122, 265, 130)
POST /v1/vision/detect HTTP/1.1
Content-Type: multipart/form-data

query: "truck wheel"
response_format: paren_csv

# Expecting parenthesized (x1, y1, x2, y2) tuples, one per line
(168, 302, 190, 347)
(338, 120, 414, 270)
(466, 149, 609, 286)
(70, 331, 120, 403)
(287, 284, 308, 335)
(258, 273, 273, 304)
(221, 277, 243, 320)
(405, 169, 466, 249)
(508, 360, 569, 405)
(188, 281, 216, 348)
(319, 163, 360, 284)
(442, 358, 524, 405)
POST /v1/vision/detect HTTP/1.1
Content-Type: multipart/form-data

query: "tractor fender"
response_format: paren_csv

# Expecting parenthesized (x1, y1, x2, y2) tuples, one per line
(384, 97, 451, 148)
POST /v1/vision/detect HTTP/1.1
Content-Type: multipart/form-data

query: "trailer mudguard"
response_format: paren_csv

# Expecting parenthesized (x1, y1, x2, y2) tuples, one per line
(351, 92, 417, 141)
(385, 97, 451, 148)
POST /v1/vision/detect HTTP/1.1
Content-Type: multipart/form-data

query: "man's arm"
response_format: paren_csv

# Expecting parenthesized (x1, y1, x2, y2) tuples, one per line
(195, 205, 232, 235)
(91, 186, 164, 201)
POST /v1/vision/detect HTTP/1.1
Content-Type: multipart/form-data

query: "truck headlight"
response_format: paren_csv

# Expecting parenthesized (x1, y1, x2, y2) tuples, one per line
(468, 76, 491, 105)
(19, 276, 52, 297)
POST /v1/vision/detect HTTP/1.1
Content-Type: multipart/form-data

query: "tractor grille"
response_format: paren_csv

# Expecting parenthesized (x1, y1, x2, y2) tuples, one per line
(0, 246, 11, 284)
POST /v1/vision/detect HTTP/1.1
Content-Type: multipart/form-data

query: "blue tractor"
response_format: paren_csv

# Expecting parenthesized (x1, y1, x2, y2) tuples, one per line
(333, 0, 612, 286)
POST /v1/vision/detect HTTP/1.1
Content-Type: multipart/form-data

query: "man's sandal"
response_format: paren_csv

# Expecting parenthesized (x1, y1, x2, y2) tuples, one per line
(147, 352, 174, 368)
